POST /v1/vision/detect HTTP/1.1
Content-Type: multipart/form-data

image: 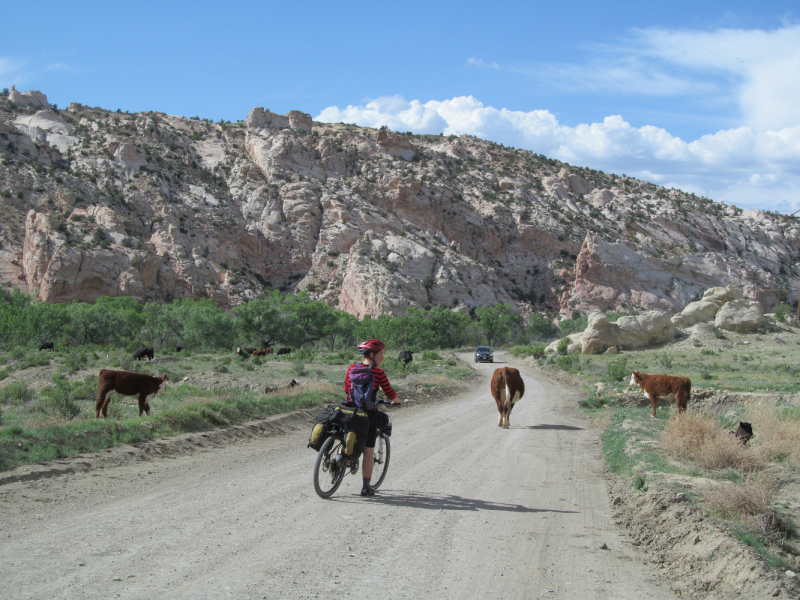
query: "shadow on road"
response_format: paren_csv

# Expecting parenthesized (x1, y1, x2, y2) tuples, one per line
(332, 491, 577, 514)
(519, 424, 585, 431)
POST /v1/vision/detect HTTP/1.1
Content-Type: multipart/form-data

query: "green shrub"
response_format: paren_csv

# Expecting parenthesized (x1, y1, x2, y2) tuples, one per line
(557, 337, 570, 355)
(422, 350, 442, 360)
(657, 353, 675, 368)
(606, 356, 629, 382)
(252, 355, 263, 366)
(555, 354, 579, 372)
(241, 361, 255, 372)
(293, 348, 315, 362)
(509, 344, 547, 360)
(0, 381, 35, 405)
(37, 382, 81, 420)
(633, 474, 647, 492)
(293, 359, 308, 376)
(774, 303, 790, 323)
(559, 315, 588, 336)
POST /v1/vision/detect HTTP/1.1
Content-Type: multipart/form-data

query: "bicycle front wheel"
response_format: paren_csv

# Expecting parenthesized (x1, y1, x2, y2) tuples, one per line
(314, 435, 346, 498)
(370, 433, 391, 490)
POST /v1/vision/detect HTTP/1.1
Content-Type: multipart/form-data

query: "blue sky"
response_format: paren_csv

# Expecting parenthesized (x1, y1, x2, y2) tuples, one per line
(3, 1, 800, 213)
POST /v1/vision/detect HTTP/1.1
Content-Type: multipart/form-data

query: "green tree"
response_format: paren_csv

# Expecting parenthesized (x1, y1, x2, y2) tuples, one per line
(475, 303, 521, 347)
(233, 291, 294, 348)
(177, 299, 234, 349)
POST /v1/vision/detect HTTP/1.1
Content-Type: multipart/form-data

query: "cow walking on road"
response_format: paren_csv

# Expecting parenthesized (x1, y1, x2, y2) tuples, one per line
(490, 367, 525, 429)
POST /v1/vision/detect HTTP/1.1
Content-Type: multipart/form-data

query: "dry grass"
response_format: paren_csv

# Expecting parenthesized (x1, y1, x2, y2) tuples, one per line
(702, 472, 778, 518)
(662, 410, 763, 471)
(744, 403, 800, 469)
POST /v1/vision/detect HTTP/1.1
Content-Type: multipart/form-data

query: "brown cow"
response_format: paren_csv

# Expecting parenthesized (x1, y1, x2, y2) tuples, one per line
(491, 367, 525, 429)
(264, 347, 273, 355)
(630, 371, 691, 418)
(252, 349, 270, 357)
(96, 369, 168, 419)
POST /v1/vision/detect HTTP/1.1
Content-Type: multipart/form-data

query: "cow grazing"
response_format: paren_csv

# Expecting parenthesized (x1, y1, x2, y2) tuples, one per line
(277, 347, 292, 356)
(175, 346, 182, 352)
(263, 347, 273, 354)
(398, 350, 413, 365)
(731, 421, 754, 445)
(96, 369, 168, 419)
(39, 342, 54, 351)
(133, 347, 154, 361)
(236, 347, 256, 356)
(630, 371, 691, 418)
(264, 379, 299, 394)
(491, 367, 525, 429)
(252, 349, 269, 357)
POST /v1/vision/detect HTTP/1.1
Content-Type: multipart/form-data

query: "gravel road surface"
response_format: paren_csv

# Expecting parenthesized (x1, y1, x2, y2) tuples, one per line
(0, 352, 677, 599)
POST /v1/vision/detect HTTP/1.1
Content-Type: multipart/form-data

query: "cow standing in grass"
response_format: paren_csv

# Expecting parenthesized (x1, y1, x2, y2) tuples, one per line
(96, 369, 168, 418)
(630, 371, 691, 418)
(133, 347, 154, 361)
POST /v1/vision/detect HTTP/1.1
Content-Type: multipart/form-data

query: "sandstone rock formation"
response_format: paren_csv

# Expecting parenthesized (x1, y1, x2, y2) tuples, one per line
(714, 299, 764, 332)
(0, 88, 798, 319)
(671, 286, 743, 328)
(547, 311, 676, 354)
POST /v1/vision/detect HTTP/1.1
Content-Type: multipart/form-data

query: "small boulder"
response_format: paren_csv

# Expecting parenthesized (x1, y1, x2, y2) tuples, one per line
(715, 299, 764, 332)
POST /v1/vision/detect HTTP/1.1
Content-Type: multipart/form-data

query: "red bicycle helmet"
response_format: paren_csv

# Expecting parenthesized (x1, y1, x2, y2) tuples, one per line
(357, 339, 386, 354)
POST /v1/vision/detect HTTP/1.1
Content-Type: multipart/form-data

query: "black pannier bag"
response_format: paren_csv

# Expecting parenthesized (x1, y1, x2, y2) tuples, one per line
(307, 405, 370, 456)
(308, 405, 338, 451)
(376, 410, 391, 436)
(341, 407, 369, 459)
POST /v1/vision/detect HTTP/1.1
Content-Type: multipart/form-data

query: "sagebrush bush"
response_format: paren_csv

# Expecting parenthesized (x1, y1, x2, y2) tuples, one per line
(702, 472, 777, 518)
(606, 356, 628, 382)
(557, 337, 569, 355)
(662, 411, 763, 471)
(422, 350, 442, 360)
(37, 383, 81, 420)
(744, 403, 800, 468)
(0, 381, 35, 405)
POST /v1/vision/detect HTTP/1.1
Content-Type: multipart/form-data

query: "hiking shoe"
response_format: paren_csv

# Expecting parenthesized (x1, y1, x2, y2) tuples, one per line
(360, 486, 375, 497)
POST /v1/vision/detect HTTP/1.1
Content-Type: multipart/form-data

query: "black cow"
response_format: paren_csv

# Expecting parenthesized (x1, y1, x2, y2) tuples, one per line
(731, 421, 754, 445)
(133, 347, 154, 361)
(398, 350, 413, 364)
(39, 342, 55, 351)
(277, 347, 292, 356)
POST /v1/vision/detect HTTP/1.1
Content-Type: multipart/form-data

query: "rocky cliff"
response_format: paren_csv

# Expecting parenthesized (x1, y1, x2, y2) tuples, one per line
(0, 88, 798, 318)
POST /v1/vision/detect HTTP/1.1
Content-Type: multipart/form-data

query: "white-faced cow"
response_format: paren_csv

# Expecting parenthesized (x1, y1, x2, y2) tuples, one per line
(491, 367, 525, 429)
(630, 371, 691, 418)
(96, 369, 168, 419)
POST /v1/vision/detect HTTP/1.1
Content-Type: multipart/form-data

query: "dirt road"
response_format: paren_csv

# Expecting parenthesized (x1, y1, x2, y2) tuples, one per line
(0, 353, 677, 599)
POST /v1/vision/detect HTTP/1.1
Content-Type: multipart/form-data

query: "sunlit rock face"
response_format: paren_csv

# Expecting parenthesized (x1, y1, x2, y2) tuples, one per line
(1, 89, 797, 317)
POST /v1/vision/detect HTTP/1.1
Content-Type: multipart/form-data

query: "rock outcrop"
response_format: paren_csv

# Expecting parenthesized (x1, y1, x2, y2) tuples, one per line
(671, 286, 743, 328)
(0, 88, 797, 317)
(714, 299, 764, 332)
(547, 311, 676, 355)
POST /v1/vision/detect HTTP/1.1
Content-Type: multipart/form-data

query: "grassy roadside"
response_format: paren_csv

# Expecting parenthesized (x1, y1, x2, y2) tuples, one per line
(511, 321, 800, 572)
(0, 348, 472, 472)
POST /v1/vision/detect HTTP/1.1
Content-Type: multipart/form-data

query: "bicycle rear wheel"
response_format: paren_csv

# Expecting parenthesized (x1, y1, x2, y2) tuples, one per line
(369, 433, 391, 490)
(314, 435, 346, 498)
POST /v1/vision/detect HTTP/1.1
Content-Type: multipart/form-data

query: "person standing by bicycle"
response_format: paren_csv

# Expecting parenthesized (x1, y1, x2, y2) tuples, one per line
(344, 339, 401, 496)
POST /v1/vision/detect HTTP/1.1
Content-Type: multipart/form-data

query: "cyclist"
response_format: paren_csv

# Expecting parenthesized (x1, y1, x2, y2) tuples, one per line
(344, 339, 401, 496)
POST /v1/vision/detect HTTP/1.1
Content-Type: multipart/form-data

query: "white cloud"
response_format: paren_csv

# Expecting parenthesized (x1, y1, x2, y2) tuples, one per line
(316, 94, 800, 214)
(467, 58, 500, 69)
(633, 25, 800, 131)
